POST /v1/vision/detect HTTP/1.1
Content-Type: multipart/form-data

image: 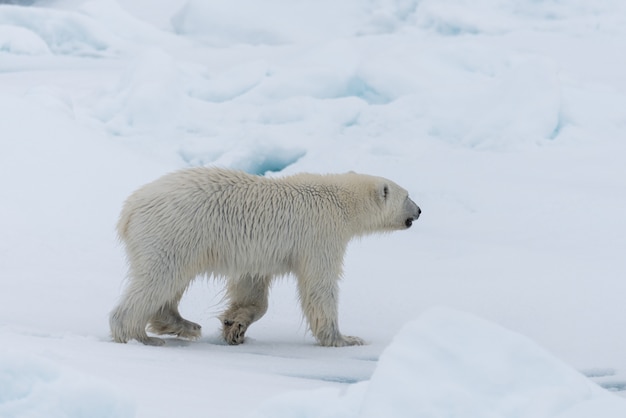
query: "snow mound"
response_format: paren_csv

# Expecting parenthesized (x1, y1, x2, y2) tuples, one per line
(92, 48, 186, 135)
(413, 0, 618, 36)
(180, 140, 305, 175)
(171, 0, 424, 46)
(171, 0, 366, 45)
(0, 24, 50, 55)
(0, 5, 119, 56)
(0, 351, 134, 418)
(250, 308, 626, 418)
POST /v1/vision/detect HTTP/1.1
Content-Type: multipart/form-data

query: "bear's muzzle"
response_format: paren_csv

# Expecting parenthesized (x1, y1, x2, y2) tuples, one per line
(404, 199, 421, 228)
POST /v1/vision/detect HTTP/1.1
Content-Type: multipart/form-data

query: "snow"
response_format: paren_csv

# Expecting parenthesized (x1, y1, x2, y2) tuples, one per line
(0, 24, 50, 55)
(0, 4, 118, 56)
(251, 308, 626, 418)
(0, 350, 133, 418)
(1, 0, 625, 416)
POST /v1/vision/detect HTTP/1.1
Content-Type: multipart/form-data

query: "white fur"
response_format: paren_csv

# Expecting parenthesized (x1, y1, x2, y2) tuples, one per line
(110, 168, 420, 346)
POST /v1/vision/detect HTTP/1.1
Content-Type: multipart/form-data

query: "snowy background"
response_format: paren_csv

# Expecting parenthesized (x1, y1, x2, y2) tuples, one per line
(1, 0, 625, 416)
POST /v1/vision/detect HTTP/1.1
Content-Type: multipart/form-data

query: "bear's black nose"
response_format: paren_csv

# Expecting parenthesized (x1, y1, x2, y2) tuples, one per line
(405, 206, 421, 228)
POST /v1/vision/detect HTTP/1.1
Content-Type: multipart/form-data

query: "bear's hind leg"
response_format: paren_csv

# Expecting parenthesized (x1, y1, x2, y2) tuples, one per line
(110, 294, 166, 346)
(110, 270, 194, 346)
(221, 274, 270, 345)
(148, 295, 202, 340)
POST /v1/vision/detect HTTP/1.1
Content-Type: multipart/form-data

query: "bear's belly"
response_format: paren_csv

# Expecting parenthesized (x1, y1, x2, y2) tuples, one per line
(202, 240, 296, 278)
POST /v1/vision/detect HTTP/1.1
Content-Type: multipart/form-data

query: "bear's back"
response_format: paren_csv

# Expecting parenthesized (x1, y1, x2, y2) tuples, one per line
(120, 168, 351, 278)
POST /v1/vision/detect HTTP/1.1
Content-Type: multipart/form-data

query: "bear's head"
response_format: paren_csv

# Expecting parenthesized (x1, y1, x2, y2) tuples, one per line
(344, 173, 421, 235)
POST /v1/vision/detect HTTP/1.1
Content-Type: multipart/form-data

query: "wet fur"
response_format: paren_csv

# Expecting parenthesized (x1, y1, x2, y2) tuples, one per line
(110, 168, 420, 346)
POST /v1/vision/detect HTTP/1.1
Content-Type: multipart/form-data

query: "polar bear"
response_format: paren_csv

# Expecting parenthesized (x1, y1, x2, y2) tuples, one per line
(110, 168, 421, 347)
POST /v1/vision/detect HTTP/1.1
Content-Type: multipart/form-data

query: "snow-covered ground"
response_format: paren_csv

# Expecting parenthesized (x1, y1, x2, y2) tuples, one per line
(1, 0, 625, 416)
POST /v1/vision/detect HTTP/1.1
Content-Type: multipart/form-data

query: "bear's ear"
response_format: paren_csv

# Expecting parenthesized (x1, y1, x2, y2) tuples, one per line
(378, 183, 389, 202)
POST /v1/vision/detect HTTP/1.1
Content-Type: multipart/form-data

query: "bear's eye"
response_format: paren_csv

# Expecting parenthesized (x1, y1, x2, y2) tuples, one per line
(383, 185, 389, 200)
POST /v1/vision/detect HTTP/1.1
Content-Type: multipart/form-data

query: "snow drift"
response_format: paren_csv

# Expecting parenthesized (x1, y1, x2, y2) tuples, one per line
(250, 309, 626, 418)
(0, 351, 133, 418)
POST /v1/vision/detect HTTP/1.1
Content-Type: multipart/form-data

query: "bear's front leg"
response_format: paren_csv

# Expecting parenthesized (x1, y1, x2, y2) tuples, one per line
(221, 274, 270, 345)
(221, 306, 256, 345)
(296, 274, 364, 347)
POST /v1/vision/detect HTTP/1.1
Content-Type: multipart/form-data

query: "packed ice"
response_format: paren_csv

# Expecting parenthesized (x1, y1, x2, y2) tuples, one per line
(1, 0, 625, 416)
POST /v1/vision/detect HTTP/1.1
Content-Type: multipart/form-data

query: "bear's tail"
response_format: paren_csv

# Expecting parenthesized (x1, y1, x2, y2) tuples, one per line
(116, 203, 132, 241)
